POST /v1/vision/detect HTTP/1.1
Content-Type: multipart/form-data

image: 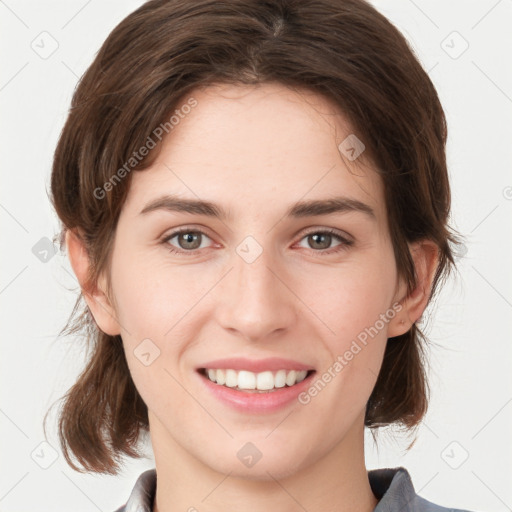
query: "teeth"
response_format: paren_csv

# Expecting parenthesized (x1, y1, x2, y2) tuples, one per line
(204, 368, 309, 391)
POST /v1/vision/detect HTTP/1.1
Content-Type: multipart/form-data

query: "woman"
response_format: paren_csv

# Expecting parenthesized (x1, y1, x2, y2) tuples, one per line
(47, 0, 473, 510)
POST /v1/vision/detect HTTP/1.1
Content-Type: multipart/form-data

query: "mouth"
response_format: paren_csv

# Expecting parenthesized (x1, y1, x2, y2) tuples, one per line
(197, 368, 317, 393)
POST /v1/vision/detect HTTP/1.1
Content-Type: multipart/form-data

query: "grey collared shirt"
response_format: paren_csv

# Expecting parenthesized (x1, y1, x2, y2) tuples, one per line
(113, 466, 474, 512)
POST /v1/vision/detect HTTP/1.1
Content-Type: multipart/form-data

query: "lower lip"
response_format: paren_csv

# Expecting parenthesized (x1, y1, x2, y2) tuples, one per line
(196, 370, 316, 413)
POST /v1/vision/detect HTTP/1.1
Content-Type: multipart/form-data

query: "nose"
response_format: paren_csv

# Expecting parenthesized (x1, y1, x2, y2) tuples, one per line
(216, 241, 297, 343)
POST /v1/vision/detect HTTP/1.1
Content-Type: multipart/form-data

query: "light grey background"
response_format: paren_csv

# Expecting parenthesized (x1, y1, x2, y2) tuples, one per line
(1, 1, 511, 511)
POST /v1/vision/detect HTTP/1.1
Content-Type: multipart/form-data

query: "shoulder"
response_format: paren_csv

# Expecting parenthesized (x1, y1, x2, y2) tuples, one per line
(368, 466, 475, 512)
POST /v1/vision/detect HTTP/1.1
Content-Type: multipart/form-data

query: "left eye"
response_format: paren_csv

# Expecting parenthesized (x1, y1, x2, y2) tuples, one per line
(296, 229, 353, 253)
(162, 228, 353, 255)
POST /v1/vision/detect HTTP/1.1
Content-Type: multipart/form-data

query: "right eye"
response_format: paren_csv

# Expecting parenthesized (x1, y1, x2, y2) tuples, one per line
(162, 228, 214, 255)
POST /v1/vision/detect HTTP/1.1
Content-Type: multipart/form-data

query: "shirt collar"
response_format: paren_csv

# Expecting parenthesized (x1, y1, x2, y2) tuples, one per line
(368, 467, 420, 511)
(121, 466, 418, 512)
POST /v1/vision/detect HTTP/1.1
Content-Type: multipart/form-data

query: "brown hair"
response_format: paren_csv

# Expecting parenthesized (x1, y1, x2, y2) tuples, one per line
(47, 0, 463, 474)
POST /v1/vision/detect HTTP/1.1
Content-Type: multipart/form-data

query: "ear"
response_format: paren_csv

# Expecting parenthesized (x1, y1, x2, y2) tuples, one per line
(65, 229, 121, 336)
(387, 240, 439, 338)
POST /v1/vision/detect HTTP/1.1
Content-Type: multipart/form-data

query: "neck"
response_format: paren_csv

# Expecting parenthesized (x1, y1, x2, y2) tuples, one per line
(150, 411, 379, 512)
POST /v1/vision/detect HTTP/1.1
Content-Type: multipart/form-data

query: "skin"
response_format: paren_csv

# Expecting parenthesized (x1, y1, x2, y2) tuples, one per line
(67, 82, 439, 512)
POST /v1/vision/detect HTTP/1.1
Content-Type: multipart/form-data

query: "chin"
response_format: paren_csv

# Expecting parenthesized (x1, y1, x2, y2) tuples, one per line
(205, 446, 309, 481)
(224, 461, 302, 482)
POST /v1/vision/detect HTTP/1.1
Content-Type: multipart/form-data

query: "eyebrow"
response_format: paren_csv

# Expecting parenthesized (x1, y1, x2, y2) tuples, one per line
(139, 194, 376, 220)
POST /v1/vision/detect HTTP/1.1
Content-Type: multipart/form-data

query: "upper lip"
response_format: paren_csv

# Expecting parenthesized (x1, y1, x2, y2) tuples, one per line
(198, 357, 315, 373)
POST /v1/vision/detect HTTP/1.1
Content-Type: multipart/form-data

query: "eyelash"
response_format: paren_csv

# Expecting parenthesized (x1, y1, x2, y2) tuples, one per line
(161, 226, 354, 256)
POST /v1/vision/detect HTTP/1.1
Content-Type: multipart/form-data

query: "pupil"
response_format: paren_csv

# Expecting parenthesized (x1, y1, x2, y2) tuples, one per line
(311, 233, 330, 249)
(181, 232, 199, 249)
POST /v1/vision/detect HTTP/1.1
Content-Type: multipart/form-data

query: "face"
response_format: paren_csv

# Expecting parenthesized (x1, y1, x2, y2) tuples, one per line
(87, 83, 414, 479)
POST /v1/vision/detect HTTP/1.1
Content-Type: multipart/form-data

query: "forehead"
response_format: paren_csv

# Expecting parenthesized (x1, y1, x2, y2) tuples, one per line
(122, 82, 386, 224)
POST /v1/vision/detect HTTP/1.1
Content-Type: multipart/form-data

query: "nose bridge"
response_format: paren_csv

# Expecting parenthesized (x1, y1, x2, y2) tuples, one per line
(218, 234, 296, 341)
(235, 240, 276, 298)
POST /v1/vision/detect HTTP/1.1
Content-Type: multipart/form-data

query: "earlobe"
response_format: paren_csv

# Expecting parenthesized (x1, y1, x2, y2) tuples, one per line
(388, 240, 439, 338)
(65, 229, 121, 336)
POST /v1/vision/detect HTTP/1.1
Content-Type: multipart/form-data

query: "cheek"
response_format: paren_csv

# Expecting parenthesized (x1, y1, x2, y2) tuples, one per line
(113, 262, 193, 411)
(293, 253, 396, 404)
(297, 258, 397, 339)
(111, 249, 200, 338)
(297, 268, 393, 420)
(110, 246, 217, 374)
